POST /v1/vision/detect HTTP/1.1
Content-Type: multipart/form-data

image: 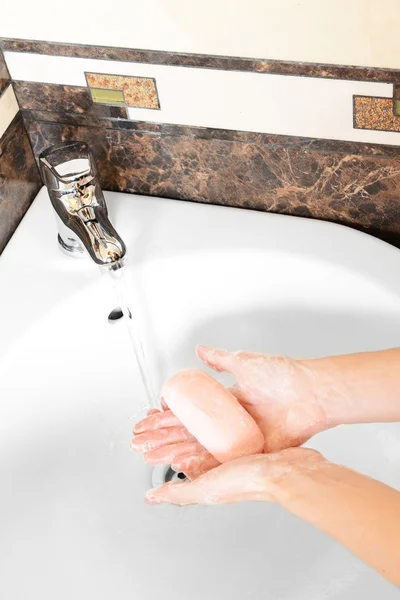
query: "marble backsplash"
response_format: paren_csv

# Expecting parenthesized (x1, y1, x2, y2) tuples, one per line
(0, 112, 41, 254)
(0, 50, 41, 254)
(22, 110, 400, 247)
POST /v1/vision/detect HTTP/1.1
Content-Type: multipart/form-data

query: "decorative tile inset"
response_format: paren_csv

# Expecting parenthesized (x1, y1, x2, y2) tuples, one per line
(86, 73, 160, 109)
(90, 88, 125, 106)
(354, 96, 400, 132)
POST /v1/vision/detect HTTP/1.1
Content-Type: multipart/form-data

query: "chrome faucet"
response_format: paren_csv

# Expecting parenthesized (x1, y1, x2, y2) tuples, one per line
(39, 141, 126, 270)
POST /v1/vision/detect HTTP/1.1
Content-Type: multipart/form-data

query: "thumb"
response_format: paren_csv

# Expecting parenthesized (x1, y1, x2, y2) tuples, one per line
(196, 345, 239, 374)
(145, 480, 202, 506)
(145, 455, 268, 506)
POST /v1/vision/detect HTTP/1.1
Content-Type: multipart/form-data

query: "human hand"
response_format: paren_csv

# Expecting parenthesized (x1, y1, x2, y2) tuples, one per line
(131, 346, 329, 477)
(144, 447, 325, 506)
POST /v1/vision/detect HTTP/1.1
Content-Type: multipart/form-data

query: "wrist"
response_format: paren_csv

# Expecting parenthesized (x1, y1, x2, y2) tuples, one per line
(260, 447, 329, 504)
(299, 356, 349, 430)
(301, 349, 400, 428)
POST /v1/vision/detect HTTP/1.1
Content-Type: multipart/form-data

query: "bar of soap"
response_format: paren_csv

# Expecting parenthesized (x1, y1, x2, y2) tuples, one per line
(161, 369, 264, 463)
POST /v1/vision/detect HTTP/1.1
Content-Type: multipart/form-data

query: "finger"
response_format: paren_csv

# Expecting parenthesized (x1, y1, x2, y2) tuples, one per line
(146, 481, 195, 505)
(161, 398, 169, 411)
(131, 426, 195, 453)
(144, 467, 224, 506)
(171, 452, 220, 475)
(196, 345, 239, 374)
(145, 455, 267, 505)
(171, 448, 220, 481)
(184, 471, 199, 481)
(171, 467, 203, 481)
(184, 466, 213, 480)
(143, 441, 204, 465)
(134, 409, 181, 434)
(147, 409, 160, 416)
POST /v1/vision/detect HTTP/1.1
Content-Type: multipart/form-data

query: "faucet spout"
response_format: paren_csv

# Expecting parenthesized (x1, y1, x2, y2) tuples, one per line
(39, 141, 126, 267)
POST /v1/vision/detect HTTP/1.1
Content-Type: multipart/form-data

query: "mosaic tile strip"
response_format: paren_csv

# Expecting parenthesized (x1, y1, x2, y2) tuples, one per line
(354, 96, 400, 133)
(25, 117, 400, 248)
(0, 113, 41, 254)
(86, 73, 159, 109)
(2, 38, 400, 83)
(13, 81, 127, 119)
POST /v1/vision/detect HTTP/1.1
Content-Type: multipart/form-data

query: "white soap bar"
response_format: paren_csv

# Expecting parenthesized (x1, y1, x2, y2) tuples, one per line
(161, 369, 264, 463)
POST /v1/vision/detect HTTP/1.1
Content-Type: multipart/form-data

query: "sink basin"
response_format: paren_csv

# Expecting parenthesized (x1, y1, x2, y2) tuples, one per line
(1, 187, 400, 599)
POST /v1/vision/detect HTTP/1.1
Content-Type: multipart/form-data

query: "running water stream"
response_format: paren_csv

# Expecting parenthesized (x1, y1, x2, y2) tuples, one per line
(105, 264, 158, 411)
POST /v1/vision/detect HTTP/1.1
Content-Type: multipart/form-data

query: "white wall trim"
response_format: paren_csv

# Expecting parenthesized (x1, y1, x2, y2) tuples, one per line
(1, 0, 400, 70)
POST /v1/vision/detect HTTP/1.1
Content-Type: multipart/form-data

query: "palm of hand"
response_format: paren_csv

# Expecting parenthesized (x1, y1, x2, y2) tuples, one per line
(220, 350, 326, 452)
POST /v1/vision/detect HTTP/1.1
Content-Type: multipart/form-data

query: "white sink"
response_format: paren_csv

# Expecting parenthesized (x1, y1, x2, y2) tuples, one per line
(1, 187, 400, 599)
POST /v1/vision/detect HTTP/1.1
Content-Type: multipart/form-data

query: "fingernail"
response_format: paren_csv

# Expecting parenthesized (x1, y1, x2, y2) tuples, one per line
(133, 422, 144, 434)
(196, 344, 209, 358)
(130, 440, 140, 451)
(145, 489, 162, 504)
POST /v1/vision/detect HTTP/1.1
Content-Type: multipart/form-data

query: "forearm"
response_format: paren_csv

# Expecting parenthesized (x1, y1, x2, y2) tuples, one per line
(274, 458, 400, 585)
(303, 348, 400, 427)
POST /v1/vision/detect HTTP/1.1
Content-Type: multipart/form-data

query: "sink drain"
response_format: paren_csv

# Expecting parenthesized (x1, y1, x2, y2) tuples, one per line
(151, 465, 188, 488)
(108, 306, 132, 322)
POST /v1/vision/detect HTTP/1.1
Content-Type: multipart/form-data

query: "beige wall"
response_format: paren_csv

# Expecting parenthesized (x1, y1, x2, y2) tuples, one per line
(1, 0, 400, 69)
